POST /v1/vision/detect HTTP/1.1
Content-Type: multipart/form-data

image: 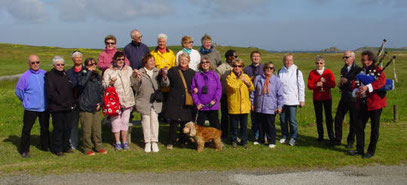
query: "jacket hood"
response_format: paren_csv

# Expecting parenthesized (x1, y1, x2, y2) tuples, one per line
(283, 64, 298, 72)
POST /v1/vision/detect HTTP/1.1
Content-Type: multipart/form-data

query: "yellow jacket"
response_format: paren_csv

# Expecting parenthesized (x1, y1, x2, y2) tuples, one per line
(150, 48, 176, 70)
(226, 72, 254, 114)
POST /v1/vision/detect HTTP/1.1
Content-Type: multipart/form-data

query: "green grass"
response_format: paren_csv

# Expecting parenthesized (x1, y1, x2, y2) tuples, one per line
(0, 44, 406, 175)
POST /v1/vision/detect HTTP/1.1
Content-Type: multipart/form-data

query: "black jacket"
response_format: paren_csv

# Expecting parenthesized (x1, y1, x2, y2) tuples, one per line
(45, 68, 75, 112)
(339, 63, 361, 100)
(77, 70, 104, 113)
(66, 66, 85, 102)
(165, 67, 196, 122)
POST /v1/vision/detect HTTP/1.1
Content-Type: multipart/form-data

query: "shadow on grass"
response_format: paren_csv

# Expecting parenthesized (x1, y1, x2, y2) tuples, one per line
(3, 135, 46, 153)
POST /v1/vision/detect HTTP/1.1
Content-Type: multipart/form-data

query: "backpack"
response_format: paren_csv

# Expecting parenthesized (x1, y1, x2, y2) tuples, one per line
(102, 87, 121, 117)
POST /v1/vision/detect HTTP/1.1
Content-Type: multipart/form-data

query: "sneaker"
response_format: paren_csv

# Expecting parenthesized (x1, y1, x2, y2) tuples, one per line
(279, 138, 286, 144)
(243, 144, 249, 149)
(152, 143, 159, 152)
(232, 142, 238, 148)
(64, 148, 74, 153)
(288, 138, 296, 146)
(98, 149, 107, 154)
(21, 152, 30, 158)
(166, 144, 173, 150)
(145, 143, 151, 153)
(268, 144, 276, 149)
(86, 151, 95, 156)
(122, 142, 130, 150)
(56, 152, 65, 157)
(236, 137, 241, 143)
(114, 143, 122, 151)
(253, 141, 260, 145)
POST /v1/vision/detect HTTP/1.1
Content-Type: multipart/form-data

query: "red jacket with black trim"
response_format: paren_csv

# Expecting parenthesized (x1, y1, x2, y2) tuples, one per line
(355, 66, 387, 111)
(307, 69, 336, 101)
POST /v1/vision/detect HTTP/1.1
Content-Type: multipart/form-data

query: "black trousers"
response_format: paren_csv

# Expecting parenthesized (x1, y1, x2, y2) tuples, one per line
(220, 94, 229, 139)
(197, 110, 220, 129)
(356, 100, 382, 155)
(334, 98, 356, 145)
(257, 113, 276, 144)
(51, 111, 73, 153)
(168, 120, 187, 145)
(20, 110, 50, 153)
(313, 100, 334, 140)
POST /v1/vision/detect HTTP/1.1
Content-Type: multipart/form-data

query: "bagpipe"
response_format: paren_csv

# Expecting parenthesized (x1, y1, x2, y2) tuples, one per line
(353, 39, 396, 97)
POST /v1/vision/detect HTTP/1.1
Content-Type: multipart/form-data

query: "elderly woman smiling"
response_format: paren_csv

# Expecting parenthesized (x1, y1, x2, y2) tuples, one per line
(45, 56, 75, 156)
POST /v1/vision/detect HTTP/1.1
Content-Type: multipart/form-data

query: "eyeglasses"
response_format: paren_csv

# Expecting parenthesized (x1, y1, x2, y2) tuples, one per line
(342, 56, 351, 59)
(315, 62, 324, 64)
(136, 35, 143, 39)
(187, 41, 194, 44)
(106, 42, 116, 45)
(55, 63, 65, 66)
(233, 65, 242, 68)
(233, 55, 238, 58)
(201, 61, 210, 64)
(87, 63, 96, 66)
(31, 61, 40, 65)
(264, 67, 274, 70)
(116, 58, 125, 61)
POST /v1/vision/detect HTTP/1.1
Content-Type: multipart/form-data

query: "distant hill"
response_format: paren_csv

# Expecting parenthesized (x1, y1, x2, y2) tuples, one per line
(321, 46, 342, 53)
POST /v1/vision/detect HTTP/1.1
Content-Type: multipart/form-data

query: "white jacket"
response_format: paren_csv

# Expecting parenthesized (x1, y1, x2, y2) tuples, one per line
(176, 49, 201, 71)
(102, 66, 136, 108)
(277, 64, 305, 106)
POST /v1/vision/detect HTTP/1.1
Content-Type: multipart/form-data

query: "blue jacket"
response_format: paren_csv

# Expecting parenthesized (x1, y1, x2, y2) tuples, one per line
(250, 74, 285, 114)
(15, 69, 47, 112)
(124, 42, 150, 70)
(66, 66, 85, 102)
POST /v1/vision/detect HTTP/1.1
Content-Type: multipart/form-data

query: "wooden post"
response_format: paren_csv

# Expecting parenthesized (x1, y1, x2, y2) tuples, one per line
(393, 105, 399, 123)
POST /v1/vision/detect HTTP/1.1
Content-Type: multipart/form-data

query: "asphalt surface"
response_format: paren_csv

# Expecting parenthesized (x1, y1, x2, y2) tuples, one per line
(1, 165, 406, 185)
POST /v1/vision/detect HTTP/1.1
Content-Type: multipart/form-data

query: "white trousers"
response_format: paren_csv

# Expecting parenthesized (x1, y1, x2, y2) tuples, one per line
(141, 107, 159, 143)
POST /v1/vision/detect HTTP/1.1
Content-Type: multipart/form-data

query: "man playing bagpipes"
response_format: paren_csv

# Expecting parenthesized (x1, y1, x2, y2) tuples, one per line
(349, 50, 387, 159)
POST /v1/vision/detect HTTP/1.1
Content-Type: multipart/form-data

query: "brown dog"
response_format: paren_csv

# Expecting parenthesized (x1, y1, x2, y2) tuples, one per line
(183, 122, 223, 152)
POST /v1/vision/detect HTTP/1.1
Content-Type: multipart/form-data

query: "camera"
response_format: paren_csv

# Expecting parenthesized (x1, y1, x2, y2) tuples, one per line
(201, 85, 208, 94)
(150, 90, 163, 103)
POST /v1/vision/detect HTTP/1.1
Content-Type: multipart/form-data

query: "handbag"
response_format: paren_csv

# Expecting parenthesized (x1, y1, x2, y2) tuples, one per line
(178, 69, 194, 106)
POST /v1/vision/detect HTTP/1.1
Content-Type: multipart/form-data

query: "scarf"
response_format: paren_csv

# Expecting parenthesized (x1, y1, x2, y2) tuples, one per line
(158, 47, 167, 54)
(317, 67, 325, 75)
(200, 45, 213, 54)
(183, 48, 192, 55)
(263, 74, 271, 94)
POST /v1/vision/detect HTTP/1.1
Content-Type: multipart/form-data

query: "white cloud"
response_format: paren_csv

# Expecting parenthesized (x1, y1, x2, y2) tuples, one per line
(0, 0, 47, 22)
(55, 0, 173, 22)
(188, 0, 272, 15)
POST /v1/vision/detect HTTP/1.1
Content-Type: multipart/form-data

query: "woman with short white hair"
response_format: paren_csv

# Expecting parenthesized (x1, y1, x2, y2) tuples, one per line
(150, 33, 176, 70)
(45, 56, 75, 156)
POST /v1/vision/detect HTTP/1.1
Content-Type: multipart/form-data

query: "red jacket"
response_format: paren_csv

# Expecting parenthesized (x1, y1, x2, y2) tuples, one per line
(308, 69, 336, 101)
(354, 66, 387, 111)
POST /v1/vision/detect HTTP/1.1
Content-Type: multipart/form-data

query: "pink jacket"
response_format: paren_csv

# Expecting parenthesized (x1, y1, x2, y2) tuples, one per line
(97, 47, 130, 72)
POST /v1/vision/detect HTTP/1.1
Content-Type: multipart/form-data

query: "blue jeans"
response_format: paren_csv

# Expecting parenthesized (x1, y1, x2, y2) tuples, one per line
(230, 114, 248, 145)
(279, 105, 298, 140)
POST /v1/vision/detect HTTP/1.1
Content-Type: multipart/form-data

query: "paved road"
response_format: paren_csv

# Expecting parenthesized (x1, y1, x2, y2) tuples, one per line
(1, 165, 406, 185)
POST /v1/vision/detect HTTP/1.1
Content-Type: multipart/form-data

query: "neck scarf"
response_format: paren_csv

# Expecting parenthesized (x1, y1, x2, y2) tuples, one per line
(158, 47, 166, 54)
(183, 48, 192, 55)
(263, 74, 271, 94)
(200, 45, 213, 54)
(317, 67, 325, 75)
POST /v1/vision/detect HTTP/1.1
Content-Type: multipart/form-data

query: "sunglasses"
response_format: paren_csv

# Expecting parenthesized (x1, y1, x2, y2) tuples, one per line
(31, 61, 40, 65)
(87, 63, 96, 66)
(187, 41, 194, 44)
(55, 63, 65, 66)
(116, 58, 125, 61)
(264, 67, 274, 70)
(201, 61, 210, 64)
(233, 65, 242, 68)
(233, 55, 238, 58)
(136, 35, 143, 39)
(106, 42, 116, 45)
(315, 62, 324, 64)
(342, 56, 351, 59)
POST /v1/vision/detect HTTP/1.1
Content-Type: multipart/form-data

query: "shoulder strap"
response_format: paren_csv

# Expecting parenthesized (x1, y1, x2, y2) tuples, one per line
(145, 72, 157, 91)
(178, 69, 188, 91)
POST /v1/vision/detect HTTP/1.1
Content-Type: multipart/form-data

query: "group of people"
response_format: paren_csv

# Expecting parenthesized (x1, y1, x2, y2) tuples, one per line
(15, 29, 387, 160)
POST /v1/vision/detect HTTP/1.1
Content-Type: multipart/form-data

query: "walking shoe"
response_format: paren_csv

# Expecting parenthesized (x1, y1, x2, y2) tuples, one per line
(21, 152, 30, 158)
(56, 152, 65, 157)
(166, 144, 173, 150)
(253, 141, 260, 145)
(279, 138, 286, 144)
(145, 142, 151, 153)
(345, 143, 353, 149)
(348, 150, 363, 156)
(64, 148, 74, 153)
(152, 142, 159, 152)
(98, 149, 107, 154)
(232, 142, 238, 148)
(362, 153, 374, 159)
(268, 144, 276, 149)
(114, 143, 122, 151)
(243, 144, 249, 149)
(86, 151, 95, 156)
(288, 138, 296, 146)
(122, 142, 130, 150)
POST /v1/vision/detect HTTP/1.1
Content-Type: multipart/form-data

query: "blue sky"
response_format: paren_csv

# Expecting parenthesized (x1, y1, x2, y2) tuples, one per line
(0, 0, 406, 51)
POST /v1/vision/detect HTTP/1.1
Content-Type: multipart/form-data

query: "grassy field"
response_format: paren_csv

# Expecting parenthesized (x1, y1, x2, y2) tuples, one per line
(0, 43, 406, 175)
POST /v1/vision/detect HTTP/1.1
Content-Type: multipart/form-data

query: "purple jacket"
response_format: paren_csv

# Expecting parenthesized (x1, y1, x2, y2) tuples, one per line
(124, 42, 150, 70)
(15, 69, 47, 112)
(250, 74, 285, 114)
(191, 70, 222, 111)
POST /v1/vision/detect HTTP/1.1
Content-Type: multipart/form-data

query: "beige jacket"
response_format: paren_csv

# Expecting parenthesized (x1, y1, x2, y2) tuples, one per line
(102, 66, 136, 108)
(216, 62, 233, 95)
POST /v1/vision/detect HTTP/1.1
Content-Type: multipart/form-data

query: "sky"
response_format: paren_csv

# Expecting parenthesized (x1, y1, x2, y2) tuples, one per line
(0, 0, 406, 51)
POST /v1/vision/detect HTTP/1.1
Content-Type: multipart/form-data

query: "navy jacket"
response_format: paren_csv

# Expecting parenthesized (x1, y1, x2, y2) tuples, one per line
(244, 63, 264, 80)
(124, 42, 150, 70)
